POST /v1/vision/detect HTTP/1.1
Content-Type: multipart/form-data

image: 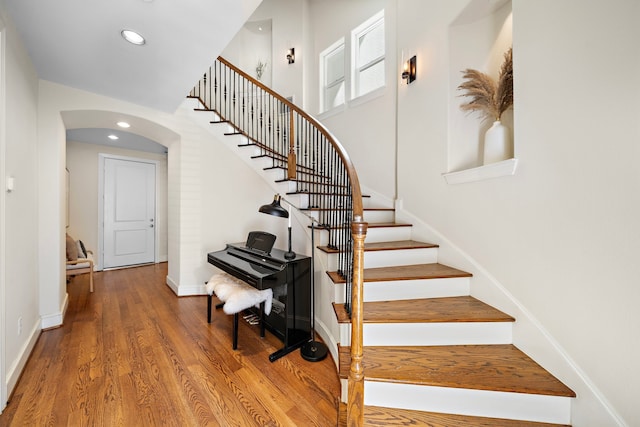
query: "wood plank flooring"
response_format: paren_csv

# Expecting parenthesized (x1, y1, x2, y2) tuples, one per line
(0, 263, 340, 426)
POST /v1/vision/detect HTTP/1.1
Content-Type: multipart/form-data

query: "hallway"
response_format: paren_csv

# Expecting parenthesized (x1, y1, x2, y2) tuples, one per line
(0, 263, 339, 426)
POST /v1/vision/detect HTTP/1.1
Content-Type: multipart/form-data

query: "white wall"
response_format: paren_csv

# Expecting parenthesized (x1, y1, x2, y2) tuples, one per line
(39, 81, 284, 302)
(223, 20, 273, 87)
(0, 0, 297, 411)
(65, 141, 169, 268)
(394, 0, 640, 425)
(306, 0, 397, 200)
(0, 5, 41, 408)
(298, 0, 639, 424)
(4, 0, 639, 423)
(448, 1, 513, 171)
(168, 99, 282, 295)
(222, 0, 306, 106)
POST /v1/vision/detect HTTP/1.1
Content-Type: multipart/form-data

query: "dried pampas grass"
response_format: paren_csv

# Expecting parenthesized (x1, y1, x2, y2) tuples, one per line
(458, 47, 513, 122)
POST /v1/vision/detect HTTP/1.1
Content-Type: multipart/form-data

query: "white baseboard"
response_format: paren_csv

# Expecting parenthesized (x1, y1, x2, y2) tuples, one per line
(314, 317, 339, 369)
(41, 292, 68, 329)
(165, 275, 178, 294)
(6, 319, 41, 397)
(175, 284, 206, 296)
(165, 275, 206, 296)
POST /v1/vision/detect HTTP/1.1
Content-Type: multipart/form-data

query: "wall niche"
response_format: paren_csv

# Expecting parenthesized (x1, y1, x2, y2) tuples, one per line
(447, 0, 513, 175)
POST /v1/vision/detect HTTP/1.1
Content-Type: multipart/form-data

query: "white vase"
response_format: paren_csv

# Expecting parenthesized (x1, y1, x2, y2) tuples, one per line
(483, 120, 513, 165)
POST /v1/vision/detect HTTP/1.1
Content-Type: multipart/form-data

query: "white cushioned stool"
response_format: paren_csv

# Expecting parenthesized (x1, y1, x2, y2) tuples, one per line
(206, 273, 273, 350)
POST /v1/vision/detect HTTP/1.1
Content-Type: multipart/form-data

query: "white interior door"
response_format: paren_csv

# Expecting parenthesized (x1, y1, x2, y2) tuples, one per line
(103, 158, 156, 268)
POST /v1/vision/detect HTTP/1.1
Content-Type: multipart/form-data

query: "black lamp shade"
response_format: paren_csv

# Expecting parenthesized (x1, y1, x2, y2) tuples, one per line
(259, 195, 289, 218)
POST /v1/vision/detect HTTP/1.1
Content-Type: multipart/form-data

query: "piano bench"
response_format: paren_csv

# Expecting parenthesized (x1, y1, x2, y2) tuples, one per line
(206, 273, 273, 350)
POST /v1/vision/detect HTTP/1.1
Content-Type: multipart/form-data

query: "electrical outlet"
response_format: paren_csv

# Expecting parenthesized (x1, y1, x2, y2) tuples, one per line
(18, 316, 22, 336)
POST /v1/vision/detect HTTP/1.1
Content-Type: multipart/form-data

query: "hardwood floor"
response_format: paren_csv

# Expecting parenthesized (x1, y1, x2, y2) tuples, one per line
(0, 263, 340, 426)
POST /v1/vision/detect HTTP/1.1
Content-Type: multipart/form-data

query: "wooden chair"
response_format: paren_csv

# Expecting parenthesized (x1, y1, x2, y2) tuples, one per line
(66, 234, 95, 292)
(66, 254, 94, 292)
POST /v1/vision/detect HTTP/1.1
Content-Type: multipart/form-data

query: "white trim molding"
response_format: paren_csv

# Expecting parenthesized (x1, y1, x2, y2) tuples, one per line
(443, 158, 518, 185)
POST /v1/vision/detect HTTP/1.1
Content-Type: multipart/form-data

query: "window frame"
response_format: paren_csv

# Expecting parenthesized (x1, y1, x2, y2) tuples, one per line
(319, 38, 346, 114)
(317, 9, 386, 117)
(351, 10, 385, 100)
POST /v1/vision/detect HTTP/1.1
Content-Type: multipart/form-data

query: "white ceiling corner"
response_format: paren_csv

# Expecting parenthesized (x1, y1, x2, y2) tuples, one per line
(4, 0, 263, 113)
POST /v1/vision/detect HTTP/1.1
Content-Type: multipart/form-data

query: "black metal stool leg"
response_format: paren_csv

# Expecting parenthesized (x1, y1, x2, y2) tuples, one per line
(233, 313, 239, 350)
(207, 294, 212, 323)
(259, 302, 265, 338)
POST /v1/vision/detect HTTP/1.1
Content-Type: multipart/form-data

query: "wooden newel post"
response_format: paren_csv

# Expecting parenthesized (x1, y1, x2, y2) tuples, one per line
(287, 109, 296, 180)
(347, 219, 368, 427)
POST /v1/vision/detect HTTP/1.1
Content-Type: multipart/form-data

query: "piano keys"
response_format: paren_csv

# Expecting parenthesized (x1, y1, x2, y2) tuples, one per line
(208, 242, 311, 362)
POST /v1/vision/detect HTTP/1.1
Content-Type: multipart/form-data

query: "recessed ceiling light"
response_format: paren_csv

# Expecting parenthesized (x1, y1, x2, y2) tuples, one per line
(117, 121, 131, 128)
(108, 134, 119, 140)
(121, 30, 146, 46)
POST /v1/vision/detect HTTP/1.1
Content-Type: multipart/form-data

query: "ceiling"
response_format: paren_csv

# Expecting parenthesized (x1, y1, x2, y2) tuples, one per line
(4, 0, 262, 152)
(67, 128, 168, 155)
(4, 0, 261, 113)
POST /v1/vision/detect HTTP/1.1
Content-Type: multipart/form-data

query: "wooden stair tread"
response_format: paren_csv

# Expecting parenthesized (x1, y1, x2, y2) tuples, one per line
(327, 262, 471, 284)
(337, 344, 576, 397)
(367, 222, 412, 228)
(319, 239, 438, 254)
(334, 296, 514, 324)
(364, 240, 438, 251)
(338, 404, 570, 426)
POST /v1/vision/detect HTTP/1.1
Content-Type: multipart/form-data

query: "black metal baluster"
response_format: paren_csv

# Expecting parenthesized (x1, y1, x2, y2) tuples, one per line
(196, 58, 361, 319)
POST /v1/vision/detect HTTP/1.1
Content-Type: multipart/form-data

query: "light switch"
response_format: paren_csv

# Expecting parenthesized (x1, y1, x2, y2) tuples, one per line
(6, 176, 14, 192)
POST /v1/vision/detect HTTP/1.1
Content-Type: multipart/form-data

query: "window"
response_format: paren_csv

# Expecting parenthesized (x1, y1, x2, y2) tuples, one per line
(318, 10, 385, 114)
(320, 39, 345, 113)
(352, 10, 385, 98)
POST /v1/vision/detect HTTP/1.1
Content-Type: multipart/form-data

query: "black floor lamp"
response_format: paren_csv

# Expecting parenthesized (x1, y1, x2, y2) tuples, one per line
(259, 194, 329, 362)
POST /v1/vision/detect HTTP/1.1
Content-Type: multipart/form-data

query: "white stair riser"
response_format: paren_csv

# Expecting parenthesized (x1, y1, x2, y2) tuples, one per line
(365, 226, 412, 243)
(364, 248, 438, 268)
(362, 322, 512, 346)
(339, 323, 351, 347)
(364, 383, 572, 425)
(339, 322, 512, 348)
(333, 277, 470, 303)
(324, 247, 439, 271)
(264, 168, 288, 185)
(315, 230, 333, 247)
(363, 210, 395, 223)
(340, 378, 349, 404)
(339, 321, 512, 347)
(315, 224, 411, 247)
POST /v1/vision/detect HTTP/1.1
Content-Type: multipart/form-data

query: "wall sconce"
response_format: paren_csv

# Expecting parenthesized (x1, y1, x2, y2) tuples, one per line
(401, 55, 417, 84)
(287, 48, 295, 64)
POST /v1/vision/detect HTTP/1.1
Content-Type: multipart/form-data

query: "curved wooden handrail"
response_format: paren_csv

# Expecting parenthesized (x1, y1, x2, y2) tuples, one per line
(190, 57, 368, 426)
(217, 57, 364, 220)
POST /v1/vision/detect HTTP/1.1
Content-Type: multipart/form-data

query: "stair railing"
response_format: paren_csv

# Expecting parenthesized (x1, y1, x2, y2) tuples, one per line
(189, 56, 368, 426)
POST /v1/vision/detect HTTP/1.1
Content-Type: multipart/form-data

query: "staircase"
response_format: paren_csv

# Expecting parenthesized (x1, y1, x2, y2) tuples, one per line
(187, 57, 576, 426)
(325, 204, 575, 425)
